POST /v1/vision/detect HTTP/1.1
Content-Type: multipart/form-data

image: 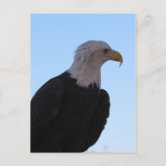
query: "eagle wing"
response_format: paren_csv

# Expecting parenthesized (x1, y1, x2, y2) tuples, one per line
(84, 89, 110, 151)
(31, 78, 65, 146)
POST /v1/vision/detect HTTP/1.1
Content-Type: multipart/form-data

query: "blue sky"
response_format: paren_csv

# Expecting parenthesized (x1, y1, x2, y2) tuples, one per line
(31, 14, 136, 153)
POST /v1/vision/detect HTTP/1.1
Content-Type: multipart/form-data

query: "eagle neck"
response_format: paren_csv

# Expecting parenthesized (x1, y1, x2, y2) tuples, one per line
(68, 61, 101, 88)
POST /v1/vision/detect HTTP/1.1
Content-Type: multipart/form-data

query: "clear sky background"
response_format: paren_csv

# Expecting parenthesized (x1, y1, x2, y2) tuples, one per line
(31, 14, 136, 153)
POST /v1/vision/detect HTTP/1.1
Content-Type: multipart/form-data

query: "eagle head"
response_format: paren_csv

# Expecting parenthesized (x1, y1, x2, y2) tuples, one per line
(68, 40, 123, 88)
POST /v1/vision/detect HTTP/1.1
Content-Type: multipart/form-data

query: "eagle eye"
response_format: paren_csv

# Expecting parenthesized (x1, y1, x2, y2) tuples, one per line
(103, 48, 109, 54)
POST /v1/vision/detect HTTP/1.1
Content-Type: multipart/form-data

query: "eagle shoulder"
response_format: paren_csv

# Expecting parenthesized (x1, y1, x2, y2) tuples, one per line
(31, 77, 65, 126)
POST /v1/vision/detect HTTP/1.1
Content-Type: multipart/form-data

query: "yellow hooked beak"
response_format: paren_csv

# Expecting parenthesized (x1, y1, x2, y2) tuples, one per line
(108, 50, 123, 67)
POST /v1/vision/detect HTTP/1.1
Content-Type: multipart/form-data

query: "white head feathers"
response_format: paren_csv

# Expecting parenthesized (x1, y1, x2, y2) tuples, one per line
(74, 41, 111, 64)
(68, 40, 113, 88)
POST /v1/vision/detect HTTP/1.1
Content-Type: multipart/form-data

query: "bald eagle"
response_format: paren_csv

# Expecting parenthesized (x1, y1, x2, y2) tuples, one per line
(31, 40, 123, 152)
